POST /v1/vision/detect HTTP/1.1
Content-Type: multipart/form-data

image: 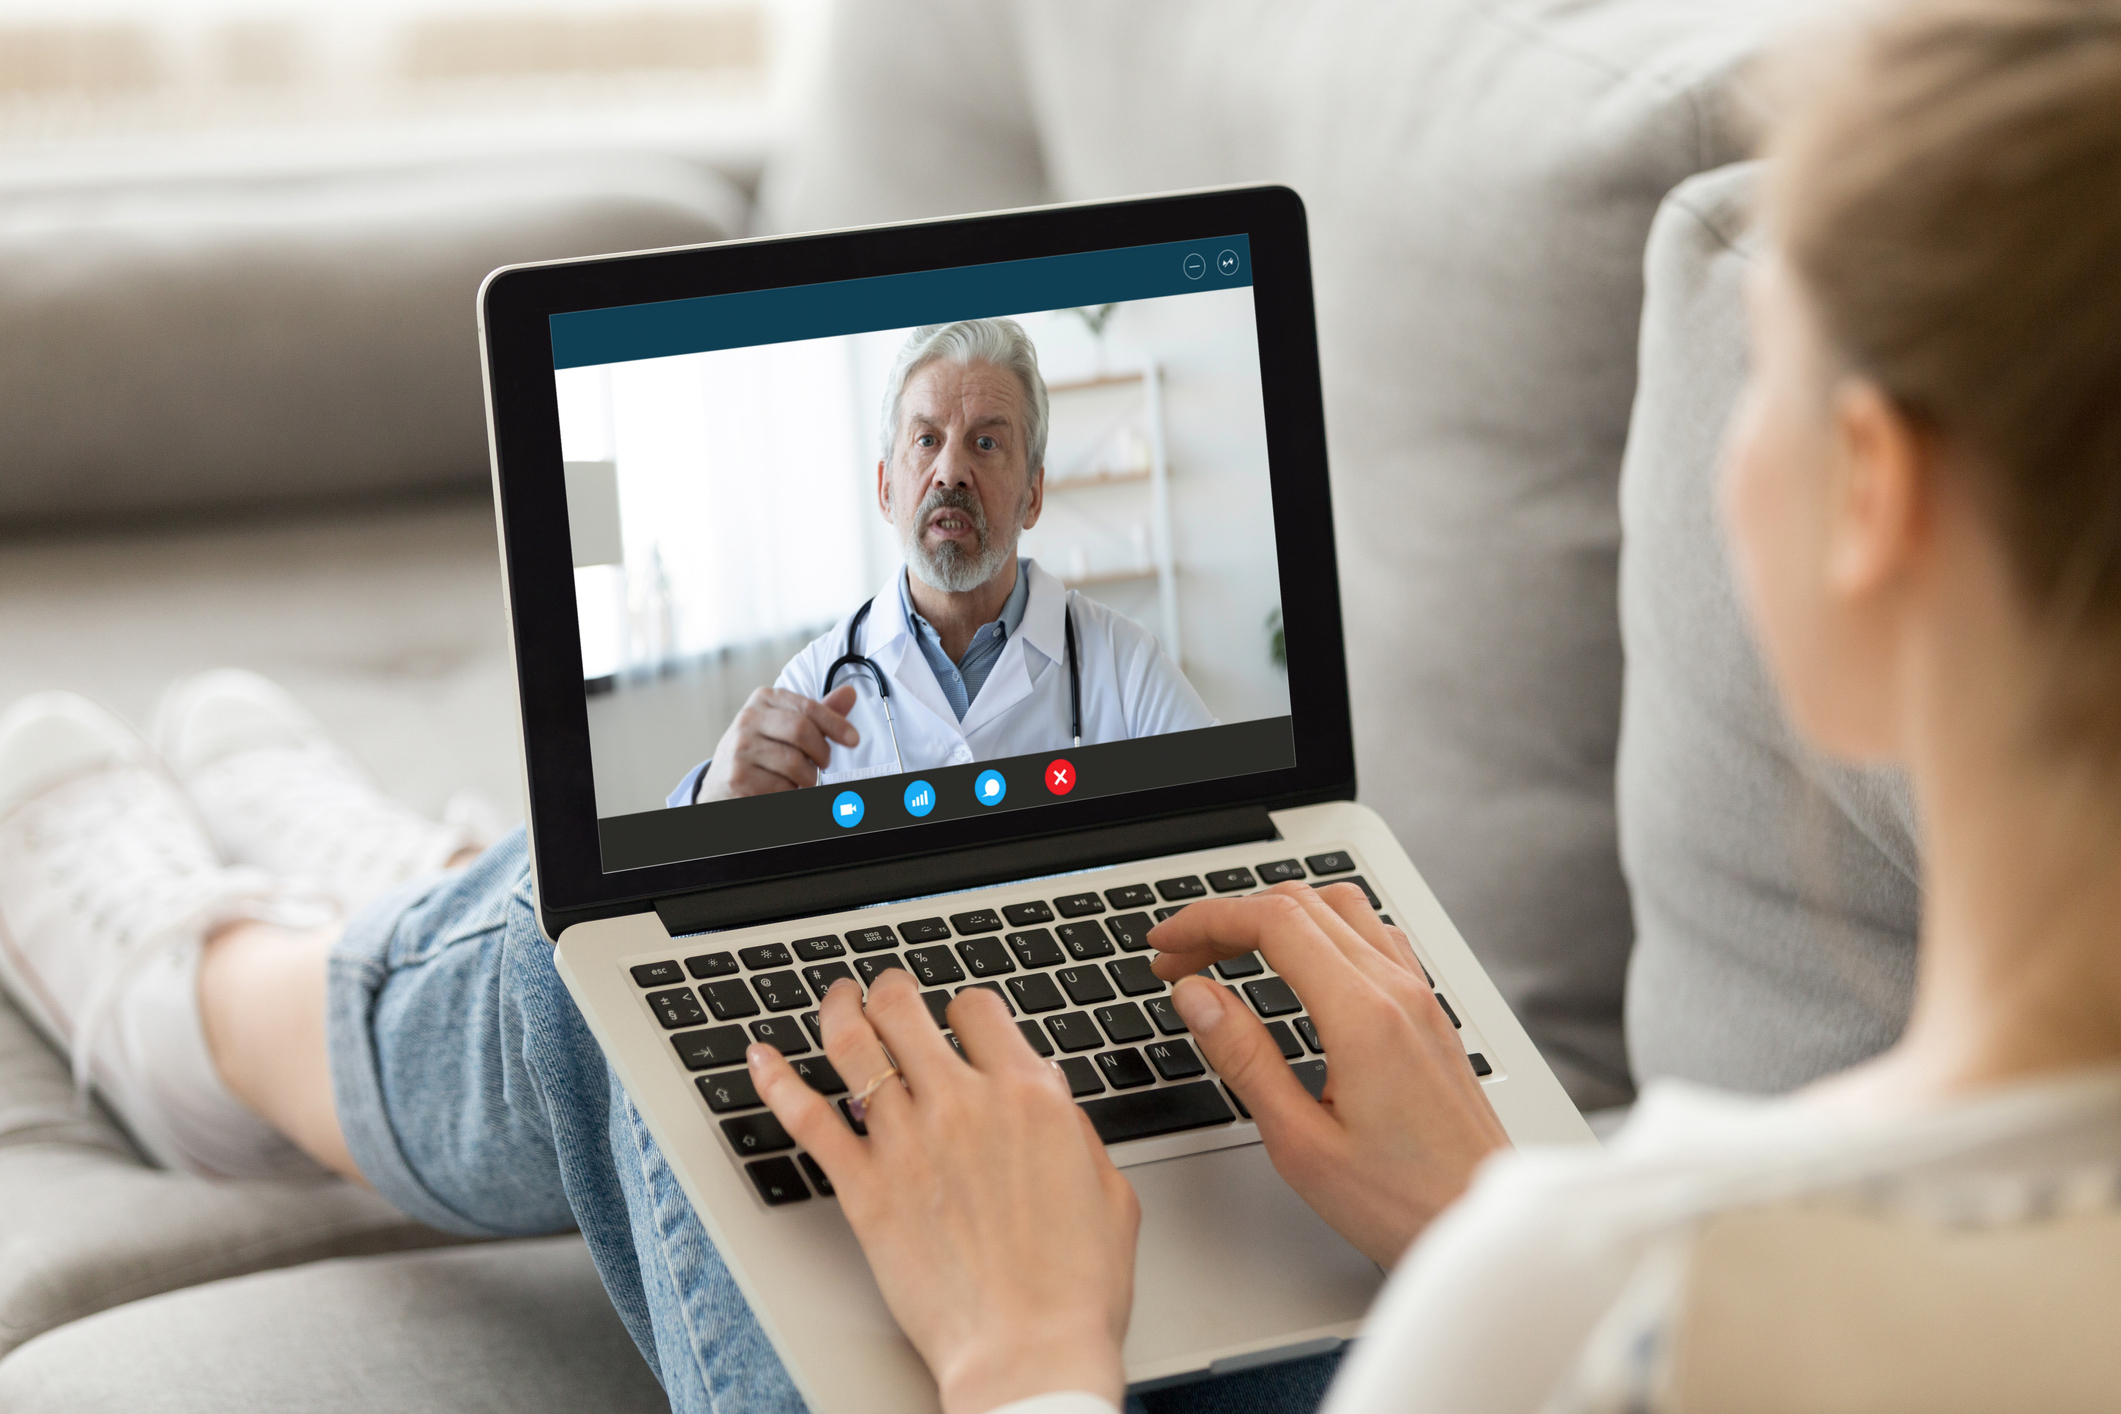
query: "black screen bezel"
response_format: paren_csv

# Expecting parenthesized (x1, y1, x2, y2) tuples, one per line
(481, 184, 1353, 925)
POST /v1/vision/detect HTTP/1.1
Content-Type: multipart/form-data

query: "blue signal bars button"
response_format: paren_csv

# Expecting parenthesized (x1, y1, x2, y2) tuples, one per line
(903, 779, 936, 817)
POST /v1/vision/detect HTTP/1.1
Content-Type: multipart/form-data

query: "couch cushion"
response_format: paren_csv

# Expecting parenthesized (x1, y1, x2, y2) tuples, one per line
(0, 1236, 668, 1413)
(1617, 162, 1919, 1091)
(0, 989, 472, 1360)
(765, 0, 1810, 1108)
(0, 150, 744, 529)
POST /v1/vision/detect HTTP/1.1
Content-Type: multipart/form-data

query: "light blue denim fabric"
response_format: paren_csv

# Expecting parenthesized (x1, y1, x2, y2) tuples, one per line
(327, 828, 1338, 1413)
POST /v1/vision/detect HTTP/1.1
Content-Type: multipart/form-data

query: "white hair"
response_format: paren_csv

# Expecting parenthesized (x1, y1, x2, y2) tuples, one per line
(878, 318, 1049, 475)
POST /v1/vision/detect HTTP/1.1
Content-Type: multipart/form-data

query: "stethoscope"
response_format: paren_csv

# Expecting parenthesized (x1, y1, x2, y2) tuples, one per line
(824, 590, 1082, 775)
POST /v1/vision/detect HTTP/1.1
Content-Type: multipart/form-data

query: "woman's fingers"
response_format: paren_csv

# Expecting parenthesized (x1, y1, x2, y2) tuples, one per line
(1150, 890, 1387, 1028)
(1171, 976, 1334, 1150)
(947, 985, 1048, 1076)
(861, 968, 961, 1089)
(752, 1042, 868, 1179)
(819, 978, 907, 1125)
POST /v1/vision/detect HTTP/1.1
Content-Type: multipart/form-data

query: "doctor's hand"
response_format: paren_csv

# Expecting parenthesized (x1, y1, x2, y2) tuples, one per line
(1148, 883, 1509, 1267)
(698, 683, 860, 800)
(752, 973, 1138, 1414)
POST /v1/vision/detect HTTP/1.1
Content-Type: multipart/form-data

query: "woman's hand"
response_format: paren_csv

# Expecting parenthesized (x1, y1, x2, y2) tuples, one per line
(1149, 882, 1509, 1267)
(752, 971, 1139, 1414)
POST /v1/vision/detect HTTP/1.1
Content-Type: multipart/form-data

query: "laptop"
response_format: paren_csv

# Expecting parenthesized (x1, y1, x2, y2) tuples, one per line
(477, 184, 1592, 1414)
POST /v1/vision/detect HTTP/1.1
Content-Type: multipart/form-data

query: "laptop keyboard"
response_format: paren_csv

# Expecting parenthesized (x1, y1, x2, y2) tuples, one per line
(623, 846, 1497, 1208)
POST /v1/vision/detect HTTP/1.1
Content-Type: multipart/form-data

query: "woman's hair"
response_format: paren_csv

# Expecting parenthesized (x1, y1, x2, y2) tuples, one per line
(1767, 0, 2121, 756)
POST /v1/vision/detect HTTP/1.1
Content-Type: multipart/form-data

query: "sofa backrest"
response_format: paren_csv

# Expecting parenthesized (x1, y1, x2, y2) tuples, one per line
(1620, 162, 1920, 1091)
(765, 0, 1810, 1108)
(0, 150, 744, 530)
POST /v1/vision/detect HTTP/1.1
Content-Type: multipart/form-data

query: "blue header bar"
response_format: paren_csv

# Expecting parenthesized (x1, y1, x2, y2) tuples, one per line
(550, 233, 1252, 370)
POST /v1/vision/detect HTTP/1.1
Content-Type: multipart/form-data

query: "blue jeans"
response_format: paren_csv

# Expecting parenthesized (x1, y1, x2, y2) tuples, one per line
(327, 830, 1338, 1414)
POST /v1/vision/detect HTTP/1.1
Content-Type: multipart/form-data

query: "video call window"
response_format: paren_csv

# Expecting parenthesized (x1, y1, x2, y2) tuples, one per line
(552, 239, 1294, 869)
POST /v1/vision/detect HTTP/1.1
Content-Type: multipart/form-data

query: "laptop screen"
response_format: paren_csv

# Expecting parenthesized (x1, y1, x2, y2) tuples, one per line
(548, 235, 1295, 874)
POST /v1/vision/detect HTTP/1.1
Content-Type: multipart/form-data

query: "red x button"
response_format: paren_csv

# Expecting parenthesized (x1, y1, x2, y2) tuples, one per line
(1045, 758, 1076, 796)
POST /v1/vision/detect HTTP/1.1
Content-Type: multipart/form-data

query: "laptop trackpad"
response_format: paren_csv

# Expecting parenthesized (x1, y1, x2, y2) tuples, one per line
(1121, 1141, 1383, 1381)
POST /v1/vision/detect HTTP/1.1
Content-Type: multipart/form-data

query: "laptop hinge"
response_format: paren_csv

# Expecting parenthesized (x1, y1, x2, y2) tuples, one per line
(654, 804, 1276, 938)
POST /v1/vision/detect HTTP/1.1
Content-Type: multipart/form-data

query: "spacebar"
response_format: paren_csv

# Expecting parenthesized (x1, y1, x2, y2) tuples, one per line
(1080, 1081, 1235, 1145)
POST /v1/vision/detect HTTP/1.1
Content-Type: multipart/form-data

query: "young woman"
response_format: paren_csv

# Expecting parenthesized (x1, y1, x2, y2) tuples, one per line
(744, 0, 2121, 1408)
(1, 0, 2114, 1410)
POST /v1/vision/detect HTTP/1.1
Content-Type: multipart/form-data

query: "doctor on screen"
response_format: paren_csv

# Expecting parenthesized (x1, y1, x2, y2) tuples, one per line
(669, 318, 1215, 806)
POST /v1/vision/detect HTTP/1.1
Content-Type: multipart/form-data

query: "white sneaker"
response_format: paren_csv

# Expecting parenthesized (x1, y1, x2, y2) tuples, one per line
(152, 670, 490, 918)
(0, 691, 329, 1179)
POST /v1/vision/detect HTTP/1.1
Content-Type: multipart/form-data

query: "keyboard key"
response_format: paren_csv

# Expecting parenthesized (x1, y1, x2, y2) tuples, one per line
(685, 951, 738, 980)
(956, 980, 1015, 1016)
(1225, 1083, 1251, 1120)
(701, 979, 761, 1021)
(1147, 1039, 1206, 1081)
(698, 1071, 761, 1112)
(1006, 929, 1065, 969)
(1153, 905, 1189, 922)
(721, 1112, 794, 1155)
(790, 935, 845, 962)
(837, 1098, 868, 1136)
(749, 1016, 810, 1056)
(899, 917, 951, 944)
(1212, 951, 1264, 980)
(1155, 876, 1206, 901)
(1243, 976, 1302, 1018)
(852, 954, 904, 987)
(792, 1055, 846, 1094)
(1145, 997, 1189, 1036)
(1256, 859, 1306, 883)
(798, 1152, 835, 1197)
(631, 960, 684, 988)
(1291, 1059, 1328, 1100)
(745, 1155, 809, 1205)
(846, 925, 898, 953)
(1007, 973, 1066, 1014)
(1094, 1002, 1154, 1044)
(739, 943, 791, 971)
(955, 936, 1015, 978)
(1104, 884, 1156, 909)
(1294, 1017, 1324, 1054)
(1057, 966, 1116, 1007)
(1079, 1080, 1234, 1144)
(950, 909, 1003, 936)
(1053, 892, 1105, 918)
(920, 990, 953, 1029)
(1045, 1013, 1104, 1053)
(946, 1034, 966, 1059)
(904, 946, 966, 987)
(1058, 921, 1114, 961)
(1265, 1020, 1302, 1060)
(1469, 1052, 1493, 1077)
(1435, 992, 1461, 1028)
(1106, 956, 1165, 997)
(1017, 1020, 1055, 1056)
(1304, 851, 1355, 876)
(751, 971, 808, 1013)
(1095, 1048, 1156, 1089)
(646, 987, 708, 1029)
(1058, 1056, 1105, 1096)
(800, 1010, 824, 1047)
(1002, 900, 1054, 927)
(803, 962, 855, 1002)
(671, 1025, 749, 1071)
(1206, 868, 1255, 893)
(1105, 913, 1153, 951)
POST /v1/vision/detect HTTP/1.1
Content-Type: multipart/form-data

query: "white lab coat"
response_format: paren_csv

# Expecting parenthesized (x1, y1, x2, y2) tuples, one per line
(779, 559, 1215, 784)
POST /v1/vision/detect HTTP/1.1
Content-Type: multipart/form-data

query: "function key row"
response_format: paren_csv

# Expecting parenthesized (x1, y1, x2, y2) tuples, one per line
(630, 853, 1370, 987)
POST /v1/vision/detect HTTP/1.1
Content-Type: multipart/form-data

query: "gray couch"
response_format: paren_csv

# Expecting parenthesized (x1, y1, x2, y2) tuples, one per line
(0, 1, 1919, 1408)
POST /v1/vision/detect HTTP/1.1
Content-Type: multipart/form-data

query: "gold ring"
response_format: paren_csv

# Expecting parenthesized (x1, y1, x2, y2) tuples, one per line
(847, 1066, 902, 1123)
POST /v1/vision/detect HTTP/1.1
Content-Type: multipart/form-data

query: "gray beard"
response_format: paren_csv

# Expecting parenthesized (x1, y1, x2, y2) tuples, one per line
(898, 486, 1017, 595)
